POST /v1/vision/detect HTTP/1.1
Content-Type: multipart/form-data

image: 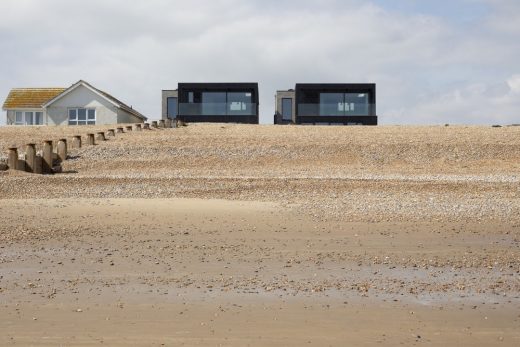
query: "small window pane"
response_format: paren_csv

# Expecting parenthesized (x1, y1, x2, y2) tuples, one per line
(15, 111, 23, 124)
(78, 109, 86, 120)
(78, 120, 87, 125)
(87, 109, 95, 120)
(87, 120, 96, 125)
(69, 109, 77, 120)
(25, 112, 34, 125)
(35, 112, 43, 125)
(68, 120, 77, 125)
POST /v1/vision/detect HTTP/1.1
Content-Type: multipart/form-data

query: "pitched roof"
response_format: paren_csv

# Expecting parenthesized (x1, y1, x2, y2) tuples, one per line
(2, 88, 66, 109)
(44, 80, 147, 121)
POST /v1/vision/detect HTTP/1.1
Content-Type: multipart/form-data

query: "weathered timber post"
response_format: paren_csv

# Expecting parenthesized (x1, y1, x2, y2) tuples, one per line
(7, 146, 19, 170)
(97, 132, 106, 141)
(57, 139, 67, 162)
(158, 119, 165, 128)
(25, 143, 37, 173)
(42, 140, 53, 174)
(117, 127, 124, 134)
(72, 135, 82, 149)
(143, 123, 150, 130)
(107, 129, 116, 137)
(126, 126, 133, 132)
(34, 154, 43, 174)
(87, 133, 95, 145)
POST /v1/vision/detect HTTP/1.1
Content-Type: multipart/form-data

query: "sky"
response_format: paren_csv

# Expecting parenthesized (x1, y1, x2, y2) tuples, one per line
(0, 0, 519, 125)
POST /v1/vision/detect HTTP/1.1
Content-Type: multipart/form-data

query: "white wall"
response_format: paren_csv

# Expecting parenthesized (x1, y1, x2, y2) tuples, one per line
(117, 108, 144, 123)
(46, 84, 119, 125)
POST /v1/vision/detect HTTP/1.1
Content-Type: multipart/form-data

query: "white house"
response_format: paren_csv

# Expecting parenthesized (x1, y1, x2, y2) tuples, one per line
(2, 80, 147, 126)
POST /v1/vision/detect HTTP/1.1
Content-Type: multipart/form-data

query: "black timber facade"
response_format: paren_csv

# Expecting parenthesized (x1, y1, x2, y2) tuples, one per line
(177, 83, 259, 124)
(275, 83, 377, 125)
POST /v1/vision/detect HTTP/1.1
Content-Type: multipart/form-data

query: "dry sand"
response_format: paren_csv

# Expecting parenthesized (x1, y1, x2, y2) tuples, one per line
(1, 124, 519, 346)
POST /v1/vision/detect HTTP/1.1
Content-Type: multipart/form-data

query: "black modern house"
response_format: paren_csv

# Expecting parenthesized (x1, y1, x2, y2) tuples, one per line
(274, 83, 377, 125)
(162, 83, 259, 124)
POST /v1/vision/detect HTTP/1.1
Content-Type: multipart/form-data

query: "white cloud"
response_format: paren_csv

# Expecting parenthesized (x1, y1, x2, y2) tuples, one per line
(0, 0, 519, 125)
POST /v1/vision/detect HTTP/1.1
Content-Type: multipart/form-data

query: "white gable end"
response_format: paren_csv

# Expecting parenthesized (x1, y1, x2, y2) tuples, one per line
(45, 85, 118, 125)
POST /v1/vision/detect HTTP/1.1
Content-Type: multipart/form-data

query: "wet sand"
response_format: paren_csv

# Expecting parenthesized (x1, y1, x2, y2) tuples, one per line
(1, 199, 519, 346)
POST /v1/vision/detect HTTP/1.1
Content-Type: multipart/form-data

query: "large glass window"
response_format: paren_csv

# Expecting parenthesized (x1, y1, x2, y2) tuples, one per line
(282, 98, 292, 121)
(69, 108, 95, 125)
(228, 92, 252, 114)
(202, 92, 227, 115)
(167, 97, 178, 119)
(318, 92, 369, 116)
(319, 93, 344, 116)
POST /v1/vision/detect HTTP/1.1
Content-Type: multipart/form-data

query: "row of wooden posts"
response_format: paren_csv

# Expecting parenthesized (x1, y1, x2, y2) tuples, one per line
(3, 119, 175, 174)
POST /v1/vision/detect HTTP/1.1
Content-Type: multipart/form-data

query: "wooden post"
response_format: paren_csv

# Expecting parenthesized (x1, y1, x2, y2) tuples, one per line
(117, 127, 124, 134)
(57, 139, 67, 162)
(152, 121, 158, 128)
(107, 129, 116, 137)
(34, 154, 43, 174)
(42, 140, 53, 174)
(158, 119, 165, 128)
(25, 143, 36, 173)
(97, 132, 106, 141)
(143, 123, 150, 130)
(72, 135, 82, 149)
(7, 146, 19, 170)
(136, 124, 143, 131)
(87, 133, 95, 145)
(126, 126, 133, 132)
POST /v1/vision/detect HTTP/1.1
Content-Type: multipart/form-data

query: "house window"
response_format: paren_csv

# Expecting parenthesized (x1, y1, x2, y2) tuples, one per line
(69, 108, 96, 125)
(13, 111, 43, 125)
(15, 111, 23, 125)
(35, 112, 43, 125)
(282, 98, 292, 121)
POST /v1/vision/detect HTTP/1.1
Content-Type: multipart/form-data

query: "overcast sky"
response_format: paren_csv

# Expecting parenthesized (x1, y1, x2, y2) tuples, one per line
(1, 0, 519, 125)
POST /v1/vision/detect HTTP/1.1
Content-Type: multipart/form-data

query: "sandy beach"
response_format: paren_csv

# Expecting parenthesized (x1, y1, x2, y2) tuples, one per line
(1, 124, 519, 346)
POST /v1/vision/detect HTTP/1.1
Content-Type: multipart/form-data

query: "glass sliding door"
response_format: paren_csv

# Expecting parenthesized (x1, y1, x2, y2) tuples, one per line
(228, 92, 253, 115)
(202, 92, 227, 115)
(345, 93, 369, 116)
(319, 93, 344, 116)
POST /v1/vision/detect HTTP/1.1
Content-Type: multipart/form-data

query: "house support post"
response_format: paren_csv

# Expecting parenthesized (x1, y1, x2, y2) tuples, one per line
(97, 132, 106, 141)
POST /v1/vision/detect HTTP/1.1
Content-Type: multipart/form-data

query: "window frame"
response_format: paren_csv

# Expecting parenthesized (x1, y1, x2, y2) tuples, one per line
(13, 110, 44, 125)
(68, 108, 96, 126)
